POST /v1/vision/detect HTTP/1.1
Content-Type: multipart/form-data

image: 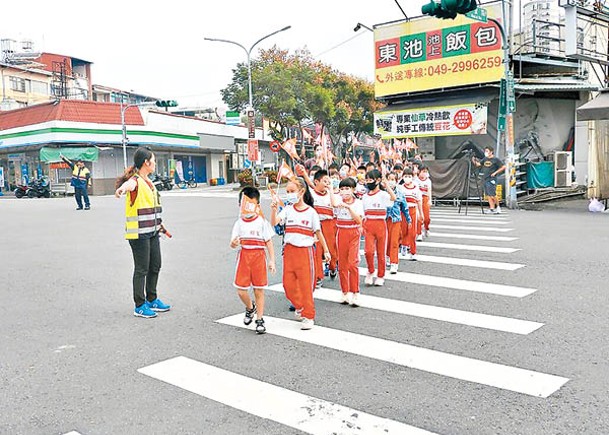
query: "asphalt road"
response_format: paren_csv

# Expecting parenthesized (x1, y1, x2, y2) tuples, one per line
(1, 190, 608, 435)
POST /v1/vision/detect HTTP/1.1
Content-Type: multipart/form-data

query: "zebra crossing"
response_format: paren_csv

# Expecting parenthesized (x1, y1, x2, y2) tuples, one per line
(138, 206, 569, 434)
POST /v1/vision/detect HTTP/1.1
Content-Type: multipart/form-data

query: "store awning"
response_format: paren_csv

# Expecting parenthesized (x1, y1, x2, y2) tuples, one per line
(577, 90, 609, 121)
(39, 146, 99, 162)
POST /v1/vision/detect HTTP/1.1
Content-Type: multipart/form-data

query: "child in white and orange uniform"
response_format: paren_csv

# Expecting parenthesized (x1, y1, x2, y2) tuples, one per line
(417, 166, 432, 238)
(400, 168, 423, 261)
(334, 177, 364, 306)
(230, 186, 276, 334)
(310, 169, 339, 286)
(362, 169, 396, 287)
(271, 177, 330, 330)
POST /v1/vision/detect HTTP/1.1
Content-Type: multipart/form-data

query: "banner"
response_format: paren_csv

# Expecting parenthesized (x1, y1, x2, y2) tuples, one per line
(374, 2, 504, 97)
(39, 147, 99, 162)
(374, 102, 488, 139)
(247, 139, 259, 162)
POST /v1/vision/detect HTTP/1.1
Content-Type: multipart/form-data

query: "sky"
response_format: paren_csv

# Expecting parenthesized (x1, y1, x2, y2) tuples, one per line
(1, 0, 428, 110)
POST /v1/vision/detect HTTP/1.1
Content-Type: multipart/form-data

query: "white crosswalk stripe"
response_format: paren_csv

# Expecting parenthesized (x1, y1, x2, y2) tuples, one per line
(430, 217, 511, 225)
(139, 356, 434, 434)
(162, 191, 237, 199)
(358, 250, 524, 270)
(266, 284, 542, 334)
(428, 232, 518, 242)
(431, 224, 513, 232)
(357, 268, 535, 297)
(217, 315, 568, 398)
(417, 241, 520, 253)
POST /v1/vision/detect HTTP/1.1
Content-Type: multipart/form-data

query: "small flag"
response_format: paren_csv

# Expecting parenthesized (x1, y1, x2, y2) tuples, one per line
(280, 138, 299, 160)
(277, 159, 296, 183)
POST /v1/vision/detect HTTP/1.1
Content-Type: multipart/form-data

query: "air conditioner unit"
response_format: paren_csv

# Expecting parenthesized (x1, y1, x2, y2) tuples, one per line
(552, 151, 573, 187)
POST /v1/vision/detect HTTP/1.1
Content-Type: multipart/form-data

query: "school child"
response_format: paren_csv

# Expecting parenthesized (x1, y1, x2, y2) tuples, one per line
(355, 165, 368, 199)
(362, 169, 396, 286)
(400, 168, 424, 261)
(310, 169, 339, 285)
(271, 177, 330, 330)
(417, 166, 432, 238)
(393, 163, 405, 185)
(385, 172, 410, 274)
(334, 178, 364, 306)
(230, 187, 276, 334)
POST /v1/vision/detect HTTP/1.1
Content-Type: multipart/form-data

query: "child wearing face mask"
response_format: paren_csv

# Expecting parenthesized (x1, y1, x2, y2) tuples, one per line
(334, 177, 364, 306)
(400, 168, 424, 260)
(385, 172, 410, 274)
(271, 177, 330, 330)
(417, 166, 432, 238)
(310, 170, 339, 285)
(362, 169, 396, 286)
(230, 187, 276, 334)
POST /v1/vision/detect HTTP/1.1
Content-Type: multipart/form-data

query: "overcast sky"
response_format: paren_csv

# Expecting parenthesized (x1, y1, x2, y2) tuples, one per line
(3, 1, 525, 110)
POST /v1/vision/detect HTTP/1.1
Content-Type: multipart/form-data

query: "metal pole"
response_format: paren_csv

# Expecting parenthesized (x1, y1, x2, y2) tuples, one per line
(121, 103, 128, 169)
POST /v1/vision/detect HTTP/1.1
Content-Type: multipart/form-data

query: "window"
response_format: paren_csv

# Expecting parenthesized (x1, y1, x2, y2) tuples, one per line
(30, 80, 48, 95)
(9, 76, 26, 92)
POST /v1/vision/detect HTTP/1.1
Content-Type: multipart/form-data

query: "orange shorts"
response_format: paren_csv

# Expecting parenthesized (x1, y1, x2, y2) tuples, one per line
(234, 249, 267, 289)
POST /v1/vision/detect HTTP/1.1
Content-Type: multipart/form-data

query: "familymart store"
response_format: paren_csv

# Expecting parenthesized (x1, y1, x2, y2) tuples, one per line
(0, 120, 202, 195)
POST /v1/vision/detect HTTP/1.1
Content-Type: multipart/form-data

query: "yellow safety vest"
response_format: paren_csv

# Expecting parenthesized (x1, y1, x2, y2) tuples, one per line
(71, 166, 90, 187)
(125, 175, 162, 240)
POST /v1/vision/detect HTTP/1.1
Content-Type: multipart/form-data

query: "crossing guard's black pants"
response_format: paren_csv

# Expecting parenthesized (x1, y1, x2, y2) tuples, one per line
(128, 234, 162, 307)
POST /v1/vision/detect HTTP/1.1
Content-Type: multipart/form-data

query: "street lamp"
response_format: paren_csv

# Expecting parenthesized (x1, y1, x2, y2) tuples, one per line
(120, 102, 139, 169)
(204, 26, 291, 110)
(354, 23, 373, 32)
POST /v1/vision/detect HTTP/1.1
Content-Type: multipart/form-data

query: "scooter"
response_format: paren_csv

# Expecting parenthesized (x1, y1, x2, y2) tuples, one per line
(26, 176, 51, 198)
(151, 174, 173, 191)
(14, 184, 28, 198)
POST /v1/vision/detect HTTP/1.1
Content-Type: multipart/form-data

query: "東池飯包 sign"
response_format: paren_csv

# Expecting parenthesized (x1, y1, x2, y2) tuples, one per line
(374, 102, 488, 139)
(374, 2, 503, 98)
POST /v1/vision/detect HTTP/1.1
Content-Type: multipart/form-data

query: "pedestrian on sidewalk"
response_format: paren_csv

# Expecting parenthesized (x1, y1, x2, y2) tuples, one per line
(271, 177, 330, 330)
(115, 147, 171, 319)
(60, 154, 91, 210)
(472, 146, 506, 214)
(334, 177, 364, 306)
(230, 187, 276, 334)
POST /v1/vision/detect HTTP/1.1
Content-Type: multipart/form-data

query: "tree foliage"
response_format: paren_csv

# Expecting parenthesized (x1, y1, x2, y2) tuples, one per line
(220, 46, 383, 158)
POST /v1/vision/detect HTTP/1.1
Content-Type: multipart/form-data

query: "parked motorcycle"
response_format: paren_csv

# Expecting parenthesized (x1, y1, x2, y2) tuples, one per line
(14, 184, 29, 198)
(26, 176, 51, 198)
(151, 174, 173, 191)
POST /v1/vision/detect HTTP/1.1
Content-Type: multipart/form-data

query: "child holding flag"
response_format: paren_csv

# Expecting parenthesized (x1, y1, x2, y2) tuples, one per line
(230, 187, 276, 334)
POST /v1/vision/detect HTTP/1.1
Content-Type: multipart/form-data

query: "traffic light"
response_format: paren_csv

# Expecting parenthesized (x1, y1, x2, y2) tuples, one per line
(421, 0, 478, 19)
(155, 100, 178, 108)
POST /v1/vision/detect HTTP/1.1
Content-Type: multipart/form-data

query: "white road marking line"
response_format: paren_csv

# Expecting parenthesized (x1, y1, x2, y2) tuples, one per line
(431, 224, 513, 232)
(62, 432, 82, 435)
(357, 268, 536, 297)
(428, 232, 518, 242)
(431, 218, 511, 225)
(162, 192, 236, 198)
(266, 284, 542, 334)
(358, 250, 524, 271)
(417, 241, 520, 254)
(430, 211, 509, 217)
(139, 356, 433, 435)
(217, 316, 568, 398)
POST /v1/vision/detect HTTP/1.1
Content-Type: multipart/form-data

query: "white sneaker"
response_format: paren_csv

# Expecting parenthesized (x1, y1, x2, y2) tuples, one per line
(399, 245, 407, 256)
(390, 263, 398, 274)
(416, 234, 423, 241)
(294, 309, 303, 321)
(350, 292, 360, 307)
(410, 254, 417, 261)
(340, 292, 351, 305)
(365, 272, 375, 286)
(402, 251, 412, 260)
(385, 256, 391, 267)
(495, 206, 502, 214)
(374, 277, 384, 286)
(424, 229, 430, 238)
(300, 318, 314, 330)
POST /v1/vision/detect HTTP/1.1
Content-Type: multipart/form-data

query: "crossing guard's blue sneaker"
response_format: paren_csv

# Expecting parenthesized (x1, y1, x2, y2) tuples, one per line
(148, 298, 171, 312)
(134, 303, 157, 318)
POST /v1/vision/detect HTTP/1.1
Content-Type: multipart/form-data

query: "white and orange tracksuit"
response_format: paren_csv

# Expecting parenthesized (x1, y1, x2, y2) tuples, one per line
(311, 189, 337, 281)
(362, 190, 393, 278)
(231, 215, 274, 289)
(418, 176, 432, 232)
(277, 205, 321, 320)
(334, 198, 364, 294)
(401, 184, 422, 255)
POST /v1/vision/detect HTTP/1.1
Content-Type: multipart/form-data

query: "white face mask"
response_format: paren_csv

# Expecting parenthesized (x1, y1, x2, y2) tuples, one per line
(284, 192, 299, 205)
(340, 191, 353, 200)
(331, 178, 340, 189)
(339, 169, 347, 178)
(484, 151, 491, 158)
(388, 180, 397, 189)
(403, 176, 413, 185)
